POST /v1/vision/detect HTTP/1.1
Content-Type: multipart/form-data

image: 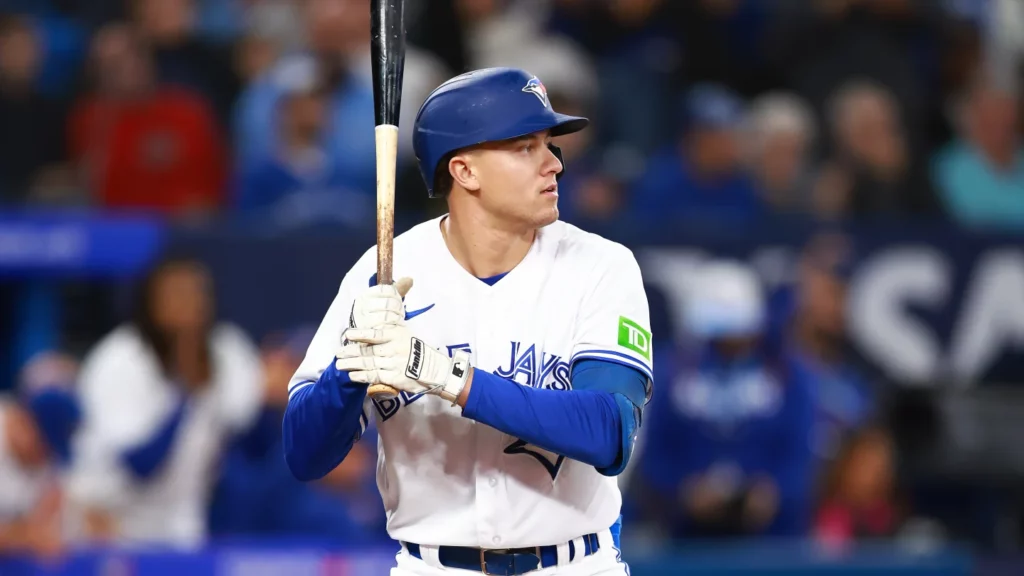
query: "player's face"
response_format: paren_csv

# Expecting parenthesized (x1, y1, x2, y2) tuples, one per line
(466, 130, 564, 229)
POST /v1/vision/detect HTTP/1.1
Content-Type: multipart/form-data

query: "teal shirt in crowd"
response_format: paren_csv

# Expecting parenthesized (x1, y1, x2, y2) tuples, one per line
(933, 142, 1024, 230)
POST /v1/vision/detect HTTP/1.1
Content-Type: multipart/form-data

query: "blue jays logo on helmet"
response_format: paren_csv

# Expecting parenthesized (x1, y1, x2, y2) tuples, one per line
(522, 77, 550, 108)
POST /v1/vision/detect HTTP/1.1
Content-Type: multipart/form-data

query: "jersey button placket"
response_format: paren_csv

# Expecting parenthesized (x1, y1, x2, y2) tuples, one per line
(474, 291, 501, 547)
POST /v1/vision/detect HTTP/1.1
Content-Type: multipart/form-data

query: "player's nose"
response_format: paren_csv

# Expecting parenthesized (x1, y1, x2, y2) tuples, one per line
(542, 144, 563, 177)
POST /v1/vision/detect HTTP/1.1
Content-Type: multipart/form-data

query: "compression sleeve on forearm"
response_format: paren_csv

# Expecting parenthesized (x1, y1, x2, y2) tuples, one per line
(282, 362, 369, 481)
(462, 369, 623, 469)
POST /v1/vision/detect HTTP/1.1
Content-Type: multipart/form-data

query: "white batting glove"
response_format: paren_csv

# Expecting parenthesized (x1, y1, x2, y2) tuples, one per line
(335, 325, 471, 405)
(346, 277, 413, 333)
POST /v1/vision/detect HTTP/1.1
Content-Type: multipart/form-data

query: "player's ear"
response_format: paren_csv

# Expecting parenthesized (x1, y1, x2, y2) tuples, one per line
(448, 154, 480, 192)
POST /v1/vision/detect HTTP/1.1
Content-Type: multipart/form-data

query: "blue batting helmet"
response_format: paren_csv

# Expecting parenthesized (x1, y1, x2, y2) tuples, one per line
(413, 67, 589, 197)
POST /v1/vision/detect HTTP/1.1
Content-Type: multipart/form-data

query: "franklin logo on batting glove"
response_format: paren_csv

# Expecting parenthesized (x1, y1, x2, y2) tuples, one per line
(406, 338, 424, 379)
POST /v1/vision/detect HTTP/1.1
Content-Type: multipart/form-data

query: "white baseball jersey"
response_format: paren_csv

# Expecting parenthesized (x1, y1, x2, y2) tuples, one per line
(289, 215, 653, 549)
(66, 324, 264, 548)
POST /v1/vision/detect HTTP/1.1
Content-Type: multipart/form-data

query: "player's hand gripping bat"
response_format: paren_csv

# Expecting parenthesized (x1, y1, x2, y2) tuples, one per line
(369, 0, 405, 397)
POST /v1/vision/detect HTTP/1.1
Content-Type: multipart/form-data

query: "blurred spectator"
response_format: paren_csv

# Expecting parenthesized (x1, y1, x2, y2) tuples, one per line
(330, 0, 450, 163)
(634, 260, 816, 540)
(233, 0, 377, 191)
(230, 1, 305, 86)
(460, 0, 597, 98)
(208, 326, 388, 544)
(68, 23, 227, 217)
(458, 0, 551, 68)
(743, 91, 818, 213)
(194, 0, 247, 43)
(781, 233, 875, 462)
(814, 425, 903, 547)
(129, 0, 241, 127)
(766, 0, 943, 167)
(0, 14, 71, 205)
(65, 255, 267, 549)
(812, 80, 937, 218)
(939, 7, 984, 140)
(194, 0, 304, 47)
(233, 56, 374, 230)
(550, 0, 777, 152)
(550, 91, 625, 224)
(0, 352, 80, 559)
(985, 0, 1024, 89)
(234, 0, 449, 207)
(932, 73, 1024, 230)
(547, 0, 679, 154)
(629, 84, 763, 223)
(233, 29, 280, 86)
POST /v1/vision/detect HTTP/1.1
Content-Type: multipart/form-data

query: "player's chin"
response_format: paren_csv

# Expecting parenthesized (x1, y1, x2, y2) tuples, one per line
(532, 204, 559, 227)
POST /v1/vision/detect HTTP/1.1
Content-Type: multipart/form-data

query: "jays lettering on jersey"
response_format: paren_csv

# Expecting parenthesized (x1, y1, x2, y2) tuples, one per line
(288, 216, 653, 548)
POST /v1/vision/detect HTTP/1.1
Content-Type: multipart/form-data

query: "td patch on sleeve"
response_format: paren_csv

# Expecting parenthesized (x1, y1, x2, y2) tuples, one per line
(617, 316, 652, 360)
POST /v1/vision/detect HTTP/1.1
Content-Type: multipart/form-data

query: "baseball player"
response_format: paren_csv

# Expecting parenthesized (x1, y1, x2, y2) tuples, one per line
(283, 67, 653, 576)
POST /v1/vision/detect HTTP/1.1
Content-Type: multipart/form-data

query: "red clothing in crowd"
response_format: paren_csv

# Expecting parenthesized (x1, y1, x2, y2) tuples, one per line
(69, 88, 226, 213)
(815, 499, 897, 545)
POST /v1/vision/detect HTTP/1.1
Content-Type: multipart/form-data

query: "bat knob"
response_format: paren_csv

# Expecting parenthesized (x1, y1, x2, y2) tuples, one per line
(368, 384, 400, 398)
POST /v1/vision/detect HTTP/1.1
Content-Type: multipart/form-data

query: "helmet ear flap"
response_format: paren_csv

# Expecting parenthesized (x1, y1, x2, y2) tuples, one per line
(548, 143, 565, 181)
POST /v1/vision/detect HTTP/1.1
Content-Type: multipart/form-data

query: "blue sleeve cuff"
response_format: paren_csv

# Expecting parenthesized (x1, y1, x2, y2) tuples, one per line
(570, 350, 653, 397)
(282, 362, 368, 481)
(571, 359, 648, 476)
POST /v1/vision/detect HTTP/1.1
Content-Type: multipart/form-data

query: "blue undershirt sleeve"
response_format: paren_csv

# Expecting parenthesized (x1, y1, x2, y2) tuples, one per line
(462, 360, 648, 475)
(282, 361, 368, 481)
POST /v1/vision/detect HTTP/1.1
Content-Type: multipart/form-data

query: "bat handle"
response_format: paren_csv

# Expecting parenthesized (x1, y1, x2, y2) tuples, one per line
(375, 124, 399, 286)
(371, 124, 400, 398)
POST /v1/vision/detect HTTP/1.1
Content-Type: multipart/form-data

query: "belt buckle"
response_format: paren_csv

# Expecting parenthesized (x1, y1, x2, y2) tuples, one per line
(478, 547, 543, 575)
(479, 548, 501, 575)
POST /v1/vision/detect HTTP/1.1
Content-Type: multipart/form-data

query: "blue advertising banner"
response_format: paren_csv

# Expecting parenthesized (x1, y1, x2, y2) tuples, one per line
(0, 211, 166, 278)
(168, 217, 1024, 386)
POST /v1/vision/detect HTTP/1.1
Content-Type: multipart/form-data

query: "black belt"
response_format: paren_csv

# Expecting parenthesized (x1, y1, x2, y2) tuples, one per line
(403, 532, 601, 575)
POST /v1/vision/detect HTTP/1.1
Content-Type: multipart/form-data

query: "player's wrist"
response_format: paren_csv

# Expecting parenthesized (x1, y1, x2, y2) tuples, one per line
(435, 348, 471, 406)
(408, 339, 471, 405)
(455, 366, 474, 408)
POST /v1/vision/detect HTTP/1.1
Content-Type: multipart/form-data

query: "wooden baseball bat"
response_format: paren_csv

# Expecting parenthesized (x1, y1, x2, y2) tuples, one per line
(369, 0, 405, 397)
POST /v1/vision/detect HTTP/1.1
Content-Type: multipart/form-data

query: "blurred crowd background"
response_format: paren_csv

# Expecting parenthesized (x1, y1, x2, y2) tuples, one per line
(0, 0, 1023, 574)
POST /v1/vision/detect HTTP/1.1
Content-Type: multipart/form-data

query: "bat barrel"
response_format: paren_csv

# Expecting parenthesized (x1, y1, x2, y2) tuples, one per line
(371, 0, 406, 128)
